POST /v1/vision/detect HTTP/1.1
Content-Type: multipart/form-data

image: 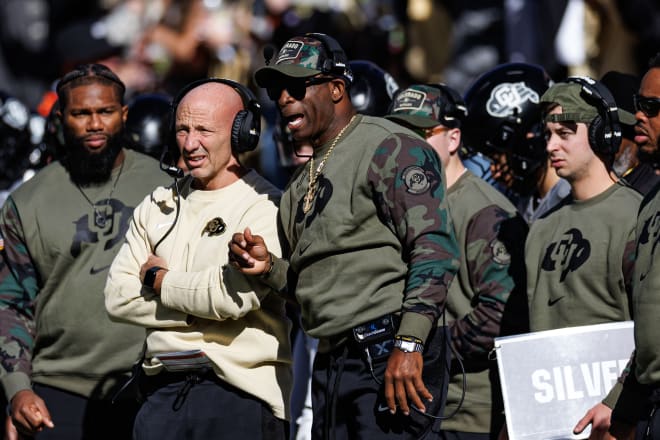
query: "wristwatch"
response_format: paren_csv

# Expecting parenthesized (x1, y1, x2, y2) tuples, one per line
(144, 266, 164, 289)
(394, 336, 424, 353)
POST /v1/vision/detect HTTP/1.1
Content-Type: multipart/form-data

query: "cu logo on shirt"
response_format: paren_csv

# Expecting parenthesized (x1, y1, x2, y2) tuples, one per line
(402, 166, 431, 194)
(541, 228, 591, 282)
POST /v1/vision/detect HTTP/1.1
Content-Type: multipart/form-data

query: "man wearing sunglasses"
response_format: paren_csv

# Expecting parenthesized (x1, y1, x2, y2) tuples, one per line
(230, 33, 460, 438)
(606, 52, 660, 440)
(634, 52, 660, 170)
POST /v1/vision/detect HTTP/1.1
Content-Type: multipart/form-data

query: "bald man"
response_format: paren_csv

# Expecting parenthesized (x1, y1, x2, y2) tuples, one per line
(104, 79, 292, 439)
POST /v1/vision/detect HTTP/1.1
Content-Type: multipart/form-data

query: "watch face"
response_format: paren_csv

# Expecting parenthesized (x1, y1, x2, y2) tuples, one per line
(395, 338, 423, 353)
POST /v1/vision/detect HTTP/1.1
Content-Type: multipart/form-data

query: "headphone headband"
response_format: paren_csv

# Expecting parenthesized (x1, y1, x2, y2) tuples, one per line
(170, 78, 261, 154)
(565, 76, 621, 156)
(304, 33, 352, 82)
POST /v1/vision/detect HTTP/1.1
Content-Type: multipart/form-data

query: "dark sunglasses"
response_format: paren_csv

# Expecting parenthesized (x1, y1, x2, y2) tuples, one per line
(266, 76, 335, 101)
(633, 94, 660, 118)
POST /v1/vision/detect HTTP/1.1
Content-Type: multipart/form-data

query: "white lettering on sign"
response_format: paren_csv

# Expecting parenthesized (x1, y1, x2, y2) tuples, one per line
(531, 359, 628, 403)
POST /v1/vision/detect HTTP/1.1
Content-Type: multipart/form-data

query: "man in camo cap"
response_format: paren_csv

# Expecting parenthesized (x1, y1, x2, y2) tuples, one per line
(387, 84, 529, 439)
(230, 33, 460, 438)
(525, 77, 642, 438)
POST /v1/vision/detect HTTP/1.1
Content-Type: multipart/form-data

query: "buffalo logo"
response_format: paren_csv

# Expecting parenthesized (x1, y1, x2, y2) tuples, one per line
(71, 199, 133, 261)
(296, 175, 333, 226)
(203, 217, 226, 237)
(637, 211, 660, 281)
(490, 239, 511, 265)
(487, 82, 540, 118)
(402, 166, 431, 194)
(541, 228, 590, 282)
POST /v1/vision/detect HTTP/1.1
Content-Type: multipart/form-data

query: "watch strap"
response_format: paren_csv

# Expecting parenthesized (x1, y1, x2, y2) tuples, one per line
(144, 266, 163, 288)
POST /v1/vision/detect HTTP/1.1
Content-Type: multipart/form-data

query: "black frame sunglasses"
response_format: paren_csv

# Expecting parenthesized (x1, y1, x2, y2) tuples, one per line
(266, 76, 335, 101)
(633, 94, 660, 118)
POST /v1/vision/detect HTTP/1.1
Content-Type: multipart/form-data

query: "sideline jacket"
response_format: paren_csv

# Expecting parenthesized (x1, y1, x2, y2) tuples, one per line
(105, 170, 292, 420)
(0, 149, 169, 401)
(269, 114, 460, 345)
(442, 170, 528, 433)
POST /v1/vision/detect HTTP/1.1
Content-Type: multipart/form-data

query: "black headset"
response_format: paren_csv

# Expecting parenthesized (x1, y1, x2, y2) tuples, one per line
(304, 33, 352, 82)
(566, 76, 622, 156)
(432, 83, 468, 128)
(169, 77, 261, 155)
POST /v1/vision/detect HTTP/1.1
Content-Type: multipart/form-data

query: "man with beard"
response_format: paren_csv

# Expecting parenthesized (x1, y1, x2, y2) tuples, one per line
(0, 63, 169, 439)
(601, 70, 660, 196)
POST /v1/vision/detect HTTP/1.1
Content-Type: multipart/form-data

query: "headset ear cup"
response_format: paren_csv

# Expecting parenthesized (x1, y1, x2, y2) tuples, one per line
(588, 114, 621, 155)
(588, 115, 604, 153)
(231, 109, 260, 153)
(231, 110, 247, 153)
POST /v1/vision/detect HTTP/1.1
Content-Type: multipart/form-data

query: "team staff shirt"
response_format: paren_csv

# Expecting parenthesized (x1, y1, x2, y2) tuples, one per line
(0, 149, 169, 401)
(104, 170, 292, 420)
(277, 114, 460, 345)
(632, 183, 660, 386)
(610, 183, 660, 424)
(442, 170, 528, 433)
(526, 181, 641, 332)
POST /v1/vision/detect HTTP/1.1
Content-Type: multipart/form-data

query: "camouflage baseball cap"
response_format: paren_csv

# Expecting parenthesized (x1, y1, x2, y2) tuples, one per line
(254, 35, 352, 87)
(541, 82, 636, 126)
(386, 85, 464, 129)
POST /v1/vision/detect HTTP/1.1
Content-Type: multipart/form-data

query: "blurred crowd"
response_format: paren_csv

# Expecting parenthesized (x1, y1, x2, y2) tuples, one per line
(1, 0, 659, 192)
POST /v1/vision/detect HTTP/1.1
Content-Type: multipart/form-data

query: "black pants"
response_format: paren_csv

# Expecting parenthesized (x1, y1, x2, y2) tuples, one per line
(432, 431, 492, 440)
(311, 327, 449, 440)
(636, 403, 660, 440)
(134, 371, 288, 440)
(31, 383, 138, 440)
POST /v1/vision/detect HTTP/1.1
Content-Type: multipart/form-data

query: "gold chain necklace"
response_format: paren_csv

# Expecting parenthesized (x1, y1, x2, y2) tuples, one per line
(75, 160, 124, 228)
(303, 114, 356, 214)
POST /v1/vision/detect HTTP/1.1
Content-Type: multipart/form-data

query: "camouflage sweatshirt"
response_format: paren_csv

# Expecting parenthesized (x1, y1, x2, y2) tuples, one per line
(442, 170, 528, 433)
(0, 149, 169, 401)
(274, 114, 460, 344)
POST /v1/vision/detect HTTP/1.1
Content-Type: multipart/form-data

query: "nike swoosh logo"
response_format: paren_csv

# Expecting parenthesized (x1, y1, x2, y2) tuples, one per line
(547, 296, 564, 306)
(376, 404, 391, 413)
(298, 241, 312, 255)
(90, 265, 111, 275)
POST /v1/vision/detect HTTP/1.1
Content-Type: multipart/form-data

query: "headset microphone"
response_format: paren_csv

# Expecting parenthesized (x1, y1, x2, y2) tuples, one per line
(263, 45, 275, 66)
(159, 149, 184, 179)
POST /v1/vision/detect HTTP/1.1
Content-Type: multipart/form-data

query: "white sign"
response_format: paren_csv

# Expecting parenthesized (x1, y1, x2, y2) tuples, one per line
(494, 321, 634, 440)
